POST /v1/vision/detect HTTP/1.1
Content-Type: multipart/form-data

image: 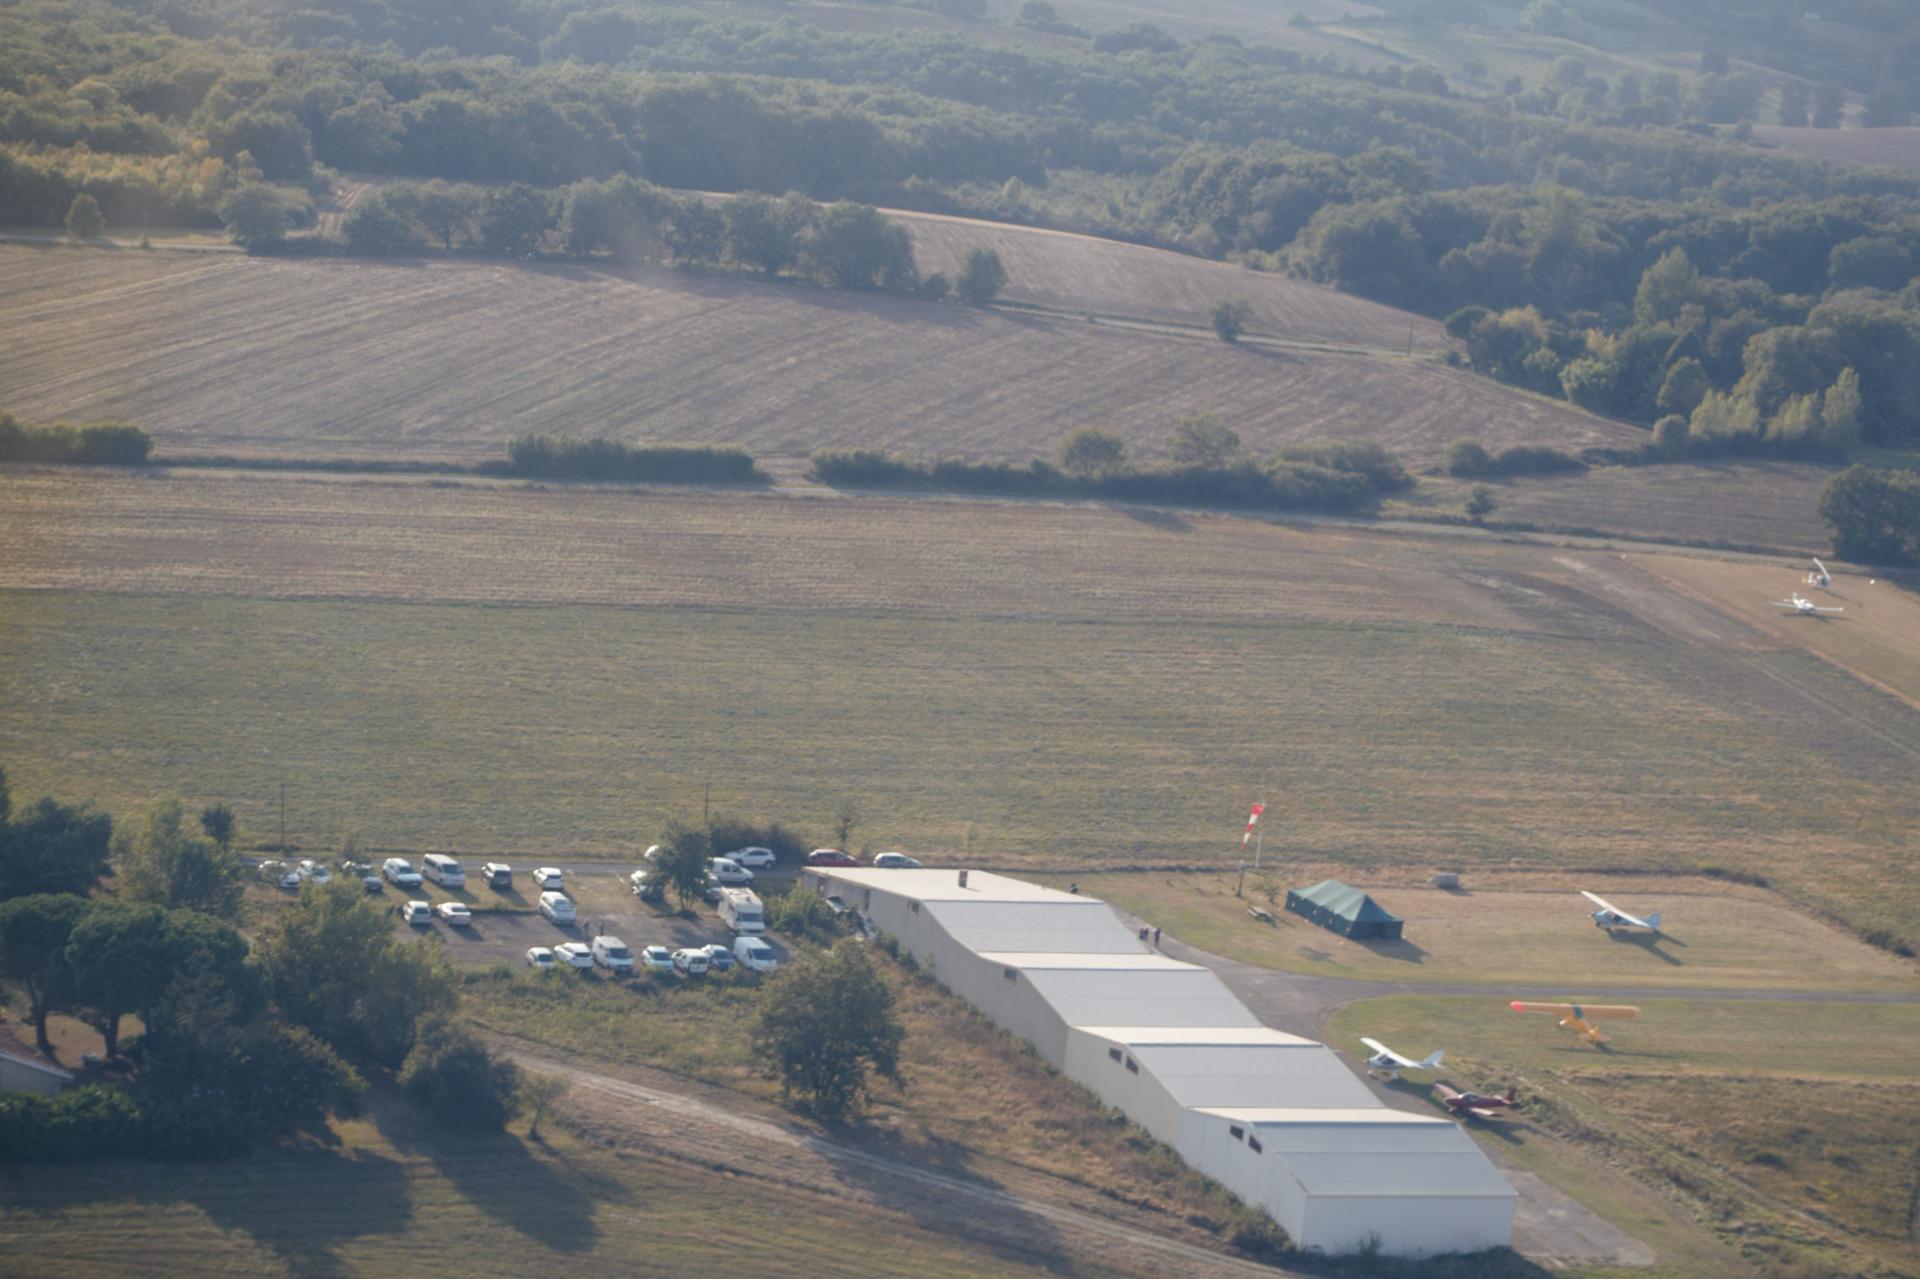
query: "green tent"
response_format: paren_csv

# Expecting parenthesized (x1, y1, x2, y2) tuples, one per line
(1284, 879, 1404, 940)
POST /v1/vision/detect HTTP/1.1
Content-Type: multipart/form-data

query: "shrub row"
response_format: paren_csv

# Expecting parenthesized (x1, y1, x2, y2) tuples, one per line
(0, 413, 152, 465)
(1445, 440, 1588, 478)
(808, 449, 1400, 515)
(0, 1086, 261, 1163)
(498, 435, 760, 484)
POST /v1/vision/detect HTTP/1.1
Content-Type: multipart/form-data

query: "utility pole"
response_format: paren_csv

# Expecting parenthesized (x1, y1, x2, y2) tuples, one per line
(278, 781, 287, 853)
(703, 779, 710, 823)
(1236, 859, 1247, 898)
(1253, 823, 1265, 870)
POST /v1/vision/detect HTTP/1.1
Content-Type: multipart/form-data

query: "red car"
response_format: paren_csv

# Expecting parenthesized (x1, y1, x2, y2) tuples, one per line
(806, 848, 860, 867)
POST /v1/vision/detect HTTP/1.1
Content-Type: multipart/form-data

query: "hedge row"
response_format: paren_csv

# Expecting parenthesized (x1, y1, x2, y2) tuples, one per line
(808, 449, 1400, 515)
(1445, 440, 1588, 478)
(0, 414, 152, 465)
(0, 1086, 261, 1163)
(497, 435, 761, 483)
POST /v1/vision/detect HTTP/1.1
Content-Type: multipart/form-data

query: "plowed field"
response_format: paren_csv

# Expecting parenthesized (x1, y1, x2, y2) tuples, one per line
(1752, 124, 1920, 172)
(0, 243, 1638, 467)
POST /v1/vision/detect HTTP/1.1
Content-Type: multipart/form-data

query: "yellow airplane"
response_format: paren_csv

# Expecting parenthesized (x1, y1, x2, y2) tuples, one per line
(1510, 1001, 1639, 1044)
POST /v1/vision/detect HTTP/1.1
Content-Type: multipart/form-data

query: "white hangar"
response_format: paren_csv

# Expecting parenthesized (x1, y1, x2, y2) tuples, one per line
(802, 867, 1515, 1258)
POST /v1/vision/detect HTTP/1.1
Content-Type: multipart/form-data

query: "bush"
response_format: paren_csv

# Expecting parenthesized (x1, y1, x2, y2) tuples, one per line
(1445, 439, 1491, 476)
(1210, 297, 1254, 342)
(1653, 414, 1690, 457)
(1818, 466, 1920, 566)
(767, 886, 838, 940)
(0, 413, 152, 465)
(808, 448, 925, 487)
(0, 1084, 264, 1162)
(1485, 444, 1587, 476)
(1274, 441, 1411, 491)
(501, 436, 758, 483)
(399, 1016, 522, 1130)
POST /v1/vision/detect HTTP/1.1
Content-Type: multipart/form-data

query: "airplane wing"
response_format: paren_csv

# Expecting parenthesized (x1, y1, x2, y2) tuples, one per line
(1812, 558, 1829, 579)
(1771, 599, 1798, 608)
(1812, 605, 1844, 614)
(1583, 890, 1653, 928)
(1360, 1037, 1417, 1068)
(1510, 1001, 1641, 1019)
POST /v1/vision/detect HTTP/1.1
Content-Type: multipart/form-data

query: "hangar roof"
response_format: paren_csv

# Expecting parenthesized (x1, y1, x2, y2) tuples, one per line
(1020, 967, 1263, 1030)
(813, 868, 1078, 903)
(1193, 1109, 1517, 1198)
(1129, 1043, 1378, 1109)
(1075, 1026, 1316, 1047)
(979, 952, 1196, 971)
(928, 899, 1143, 954)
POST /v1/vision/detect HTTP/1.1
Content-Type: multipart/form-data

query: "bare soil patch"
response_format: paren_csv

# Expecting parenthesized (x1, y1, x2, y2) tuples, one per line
(1752, 124, 1920, 172)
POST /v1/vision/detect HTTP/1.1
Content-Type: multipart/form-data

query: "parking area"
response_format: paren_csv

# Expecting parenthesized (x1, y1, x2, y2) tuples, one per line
(379, 866, 793, 974)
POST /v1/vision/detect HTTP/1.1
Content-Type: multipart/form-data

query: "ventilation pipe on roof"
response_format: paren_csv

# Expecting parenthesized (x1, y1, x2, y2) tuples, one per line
(958, 870, 969, 888)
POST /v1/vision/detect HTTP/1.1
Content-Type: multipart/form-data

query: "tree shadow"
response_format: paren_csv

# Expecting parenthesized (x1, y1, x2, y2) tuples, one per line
(1356, 935, 1430, 965)
(1122, 506, 1194, 533)
(371, 1098, 621, 1254)
(816, 1123, 1075, 1273)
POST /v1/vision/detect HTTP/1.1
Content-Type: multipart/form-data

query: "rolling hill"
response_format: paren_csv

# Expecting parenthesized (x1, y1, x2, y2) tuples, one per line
(0, 243, 1637, 468)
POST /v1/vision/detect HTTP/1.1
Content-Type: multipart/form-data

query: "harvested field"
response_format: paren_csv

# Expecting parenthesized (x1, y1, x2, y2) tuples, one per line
(1391, 460, 1837, 553)
(1752, 124, 1920, 172)
(1038, 869, 1918, 992)
(892, 209, 1444, 352)
(3, 473, 1918, 948)
(0, 243, 1639, 468)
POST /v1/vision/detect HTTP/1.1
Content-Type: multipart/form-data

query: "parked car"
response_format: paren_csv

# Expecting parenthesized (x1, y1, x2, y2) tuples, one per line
(298, 859, 334, 883)
(734, 936, 779, 973)
(642, 844, 663, 862)
(700, 943, 735, 973)
(341, 861, 383, 893)
(482, 862, 513, 889)
(672, 947, 711, 977)
(806, 848, 859, 867)
(708, 857, 754, 885)
(532, 867, 565, 890)
(525, 947, 557, 970)
(718, 887, 764, 934)
(640, 945, 674, 973)
(398, 900, 433, 926)
(435, 901, 473, 927)
(383, 857, 423, 888)
(629, 869, 665, 903)
(421, 853, 465, 889)
(538, 891, 576, 925)
(259, 860, 303, 889)
(871, 851, 922, 869)
(592, 936, 635, 974)
(700, 881, 723, 905)
(554, 942, 594, 970)
(725, 846, 776, 869)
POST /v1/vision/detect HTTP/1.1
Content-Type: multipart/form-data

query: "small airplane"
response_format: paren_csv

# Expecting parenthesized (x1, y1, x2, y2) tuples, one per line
(1511, 1000, 1640, 1045)
(1580, 890, 1661, 934)
(1360, 1037, 1444, 1080)
(1434, 1082, 1519, 1119)
(1805, 558, 1832, 590)
(1773, 594, 1843, 616)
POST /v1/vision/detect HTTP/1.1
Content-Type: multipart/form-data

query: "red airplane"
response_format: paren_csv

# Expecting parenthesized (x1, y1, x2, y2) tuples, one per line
(1433, 1082, 1519, 1120)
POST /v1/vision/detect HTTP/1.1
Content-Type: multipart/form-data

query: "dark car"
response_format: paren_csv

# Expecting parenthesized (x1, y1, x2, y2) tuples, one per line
(806, 848, 860, 867)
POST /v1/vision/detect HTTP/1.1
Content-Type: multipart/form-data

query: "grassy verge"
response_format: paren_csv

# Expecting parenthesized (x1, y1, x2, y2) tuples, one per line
(1327, 995, 1920, 1278)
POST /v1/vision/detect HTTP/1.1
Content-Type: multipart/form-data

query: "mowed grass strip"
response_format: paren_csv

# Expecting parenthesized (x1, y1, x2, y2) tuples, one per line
(3, 582, 1918, 946)
(0, 244, 1638, 467)
(1039, 871, 1918, 993)
(0, 1093, 1062, 1279)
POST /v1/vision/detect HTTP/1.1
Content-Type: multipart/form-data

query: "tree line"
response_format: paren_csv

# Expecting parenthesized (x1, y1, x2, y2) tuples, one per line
(0, 770, 526, 1160)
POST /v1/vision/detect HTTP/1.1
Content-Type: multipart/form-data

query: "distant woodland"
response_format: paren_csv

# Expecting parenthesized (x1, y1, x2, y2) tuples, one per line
(5, 0, 1920, 448)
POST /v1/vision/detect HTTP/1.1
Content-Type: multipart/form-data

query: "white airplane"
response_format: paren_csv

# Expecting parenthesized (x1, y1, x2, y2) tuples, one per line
(1360, 1037, 1444, 1080)
(1581, 890, 1662, 934)
(1773, 594, 1843, 616)
(1805, 558, 1832, 590)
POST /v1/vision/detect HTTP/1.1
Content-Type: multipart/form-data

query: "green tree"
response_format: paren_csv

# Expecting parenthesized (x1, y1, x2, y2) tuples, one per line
(399, 1016, 521, 1130)
(665, 196, 726, 265)
(519, 1070, 570, 1140)
(417, 181, 479, 251)
(1689, 389, 1762, 441)
(343, 196, 415, 256)
(0, 792, 112, 900)
(1653, 413, 1690, 458)
(830, 800, 862, 852)
(216, 183, 291, 251)
(723, 193, 807, 276)
(1862, 86, 1912, 128)
(1821, 367, 1864, 453)
(805, 202, 916, 290)
(1445, 439, 1491, 476)
(1058, 427, 1128, 480)
(479, 183, 554, 258)
(115, 797, 245, 920)
(361, 939, 461, 1069)
(954, 248, 1008, 306)
(752, 943, 903, 1119)
(66, 902, 253, 1060)
(1167, 413, 1242, 468)
(560, 180, 616, 258)
(1777, 81, 1810, 127)
(1812, 81, 1846, 128)
(65, 193, 104, 239)
(656, 819, 712, 911)
(0, 894, 88, 1054)
(198, 803, 236, 852)
(1633, 248, 1703, 328)
(1210, 297, 1253, 342)
(1465, 486, 1497, 520)
(1818, 466, 1920, 565)
(255, 879, 400, 1054)
(1655, 357, 1710, 418)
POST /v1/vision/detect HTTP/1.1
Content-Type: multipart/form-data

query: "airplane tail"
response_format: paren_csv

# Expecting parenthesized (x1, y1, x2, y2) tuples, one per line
(1647, 912, 1662, 931)
(1422, 1050, 1445, 1069)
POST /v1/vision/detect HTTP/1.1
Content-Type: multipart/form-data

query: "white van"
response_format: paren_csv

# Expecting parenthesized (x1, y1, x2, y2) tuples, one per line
(718, 887, 765, 934)
(422, 854, 465, 888)
(538, 891, 576, 925)
(592, 935, 635, 974)
(734, 936, 778, 972)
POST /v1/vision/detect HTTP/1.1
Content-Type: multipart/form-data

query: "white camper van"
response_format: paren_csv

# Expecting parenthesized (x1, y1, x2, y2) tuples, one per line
(421, 854, 465, 888)
(717, 887, 765, 934)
